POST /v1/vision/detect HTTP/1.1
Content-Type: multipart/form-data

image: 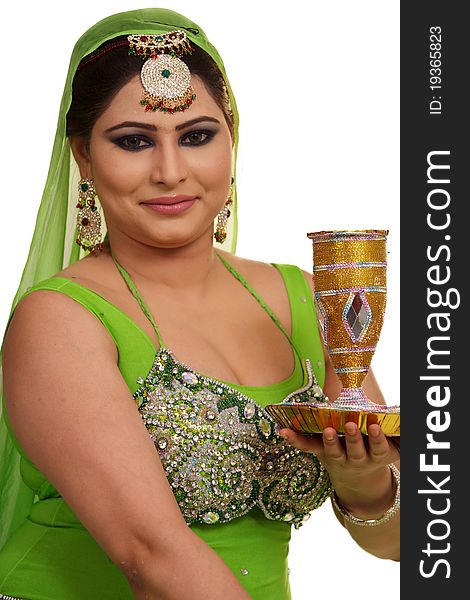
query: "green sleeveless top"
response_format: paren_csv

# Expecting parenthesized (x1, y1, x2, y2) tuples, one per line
(0, 255, 326, 600)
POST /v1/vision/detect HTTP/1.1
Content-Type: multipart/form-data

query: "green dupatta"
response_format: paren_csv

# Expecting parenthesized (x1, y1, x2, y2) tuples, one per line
(0, 7, 239, 549)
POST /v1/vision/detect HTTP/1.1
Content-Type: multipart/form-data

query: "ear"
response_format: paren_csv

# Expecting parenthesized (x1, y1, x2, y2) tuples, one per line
(70, 136, 91, 177)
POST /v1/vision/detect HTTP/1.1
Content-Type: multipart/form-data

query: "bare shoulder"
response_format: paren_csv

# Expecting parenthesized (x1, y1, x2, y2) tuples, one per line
(3, 244, 121, 379)
(220, 250, 314, 295)
(4, 281, 117, 370)
(218, 250, 272, 276)
(218, 250, 291, 288)
(53, 245, 118, 293)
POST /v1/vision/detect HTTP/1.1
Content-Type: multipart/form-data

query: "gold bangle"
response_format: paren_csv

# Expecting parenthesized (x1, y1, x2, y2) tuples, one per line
(331, 464, 400, 527)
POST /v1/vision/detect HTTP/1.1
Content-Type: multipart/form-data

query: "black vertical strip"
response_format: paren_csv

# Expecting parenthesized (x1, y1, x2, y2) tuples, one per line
(401, 2, 467, 595)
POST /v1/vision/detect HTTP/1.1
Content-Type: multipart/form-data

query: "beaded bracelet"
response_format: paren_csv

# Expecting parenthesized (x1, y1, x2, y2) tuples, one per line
(331, 464, 400, 527)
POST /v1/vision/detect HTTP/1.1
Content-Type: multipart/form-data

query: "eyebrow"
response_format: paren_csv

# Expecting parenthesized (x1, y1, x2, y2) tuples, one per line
(104, 116, 221, 133)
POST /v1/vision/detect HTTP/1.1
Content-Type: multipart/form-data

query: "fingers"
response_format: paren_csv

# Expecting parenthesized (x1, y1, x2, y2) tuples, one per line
(343, 423, 398, 466)
(343, 422, 367, 462)
(278, 429, 324, 455)
(321, 427, 346, 465)
(280, 423, 399, 467)
(278, 427, 347, 461)
(279, 427, 347, 466)
(368, 423, 400, 464)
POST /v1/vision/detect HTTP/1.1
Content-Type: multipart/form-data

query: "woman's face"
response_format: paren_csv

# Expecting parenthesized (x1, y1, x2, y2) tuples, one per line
(74, 74, 233, 249)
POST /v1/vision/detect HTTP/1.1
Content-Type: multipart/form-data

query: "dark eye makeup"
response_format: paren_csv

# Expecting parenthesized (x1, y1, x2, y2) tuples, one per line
(180, 130, 214, 146)
(112, 129, 217, 152)
(113, 135, 151, 151)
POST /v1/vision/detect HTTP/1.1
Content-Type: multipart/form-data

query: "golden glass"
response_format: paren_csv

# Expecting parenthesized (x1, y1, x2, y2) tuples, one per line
(266, 230, 400, 436)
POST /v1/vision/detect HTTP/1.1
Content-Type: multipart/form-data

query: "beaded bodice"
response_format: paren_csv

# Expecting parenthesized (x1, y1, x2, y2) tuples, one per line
(113, 253, 331, 529)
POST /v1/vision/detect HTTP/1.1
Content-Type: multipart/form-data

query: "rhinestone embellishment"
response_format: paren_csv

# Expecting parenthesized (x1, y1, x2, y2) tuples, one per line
(244, 401, 256, 419)
(76, 206, 101, 252)
(258, 418, 272, 437)
(202, 511, 220, 524)
(205, 409, 216, 421)
(343, 291, 372, 342)
(128, 31, 196, 114)
(141, 54, 191, 100)
(133, 348, 331, 529)
(157, 438, 168, 450)
(182, 371, 199, 385)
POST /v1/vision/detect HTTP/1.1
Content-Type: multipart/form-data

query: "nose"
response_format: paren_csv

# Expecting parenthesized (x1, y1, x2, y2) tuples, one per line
(150, 140, 188, 188)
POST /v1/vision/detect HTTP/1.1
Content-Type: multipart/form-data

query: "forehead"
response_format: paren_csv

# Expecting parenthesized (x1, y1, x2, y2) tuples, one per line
(94, 75, 223, 131)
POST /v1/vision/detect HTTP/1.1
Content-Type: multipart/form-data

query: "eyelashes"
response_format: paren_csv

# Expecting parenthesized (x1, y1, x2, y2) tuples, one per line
(180, 131, 213, 146)
(113, 129, 216, 152)
(113, 135, 150, 151)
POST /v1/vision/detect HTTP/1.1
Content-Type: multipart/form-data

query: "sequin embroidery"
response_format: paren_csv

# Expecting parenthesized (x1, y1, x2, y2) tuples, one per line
(134, 347, 331, 530)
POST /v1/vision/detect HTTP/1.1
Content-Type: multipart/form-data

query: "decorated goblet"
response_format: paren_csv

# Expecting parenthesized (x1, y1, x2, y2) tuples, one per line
(266, 230, 400, 436)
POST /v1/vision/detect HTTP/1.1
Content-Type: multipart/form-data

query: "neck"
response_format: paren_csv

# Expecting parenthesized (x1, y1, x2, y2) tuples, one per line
(104, 229, 223, 292)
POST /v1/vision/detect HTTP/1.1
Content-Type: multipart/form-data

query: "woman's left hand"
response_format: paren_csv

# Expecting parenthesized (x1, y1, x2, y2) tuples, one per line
(278, 422, 400, 493)
(281, 321, 400, 515)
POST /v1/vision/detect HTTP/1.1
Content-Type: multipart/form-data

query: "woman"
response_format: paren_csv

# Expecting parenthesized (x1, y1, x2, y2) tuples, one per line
(0, 8, 399, 599)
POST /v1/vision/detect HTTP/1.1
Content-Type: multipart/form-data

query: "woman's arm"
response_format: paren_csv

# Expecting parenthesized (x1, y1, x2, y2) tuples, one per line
(3, 290, 250, 599)
(323, 349, 400, 561)
(279, 272, 400, 561)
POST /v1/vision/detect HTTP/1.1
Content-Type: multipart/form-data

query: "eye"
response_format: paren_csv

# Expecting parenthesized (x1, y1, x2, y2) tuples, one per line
(114, 135, 153, 151)
(180, 130, 214, 146)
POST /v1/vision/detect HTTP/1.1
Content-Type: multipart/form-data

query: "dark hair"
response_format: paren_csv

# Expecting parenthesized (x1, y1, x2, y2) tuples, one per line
(66, 36, 234, 142)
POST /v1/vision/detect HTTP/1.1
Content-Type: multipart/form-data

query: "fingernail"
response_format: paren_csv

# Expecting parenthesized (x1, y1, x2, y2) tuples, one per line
(324, 430, 335, 441)
(279, 431, 290, 440)
(345, 423, 356, 435)
(369, 426, 380, 438)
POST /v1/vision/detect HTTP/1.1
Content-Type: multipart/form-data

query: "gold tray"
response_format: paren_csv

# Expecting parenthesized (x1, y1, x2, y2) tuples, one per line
(265, 403, 400, 437)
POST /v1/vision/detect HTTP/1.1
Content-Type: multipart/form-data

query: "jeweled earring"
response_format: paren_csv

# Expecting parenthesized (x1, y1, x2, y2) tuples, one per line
(214, 177, 234, 244)
(75, 177, 103, 253)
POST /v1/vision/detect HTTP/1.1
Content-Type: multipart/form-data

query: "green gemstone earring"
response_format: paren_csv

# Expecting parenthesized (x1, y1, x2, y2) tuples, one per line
(75, 177, 103, 253)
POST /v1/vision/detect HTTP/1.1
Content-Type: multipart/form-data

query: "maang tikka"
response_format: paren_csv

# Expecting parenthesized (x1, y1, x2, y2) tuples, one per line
(214, 177, 234, 244)
(128, 31, 196, 113)
(75, 177, 103, 253)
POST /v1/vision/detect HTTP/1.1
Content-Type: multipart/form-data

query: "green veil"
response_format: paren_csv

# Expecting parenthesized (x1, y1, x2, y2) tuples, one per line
(0, 7, 239, 549)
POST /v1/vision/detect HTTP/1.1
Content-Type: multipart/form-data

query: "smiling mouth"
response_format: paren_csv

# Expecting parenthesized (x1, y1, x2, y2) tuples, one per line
(141, 195, 197, 206)
(140, 196, 198, 215)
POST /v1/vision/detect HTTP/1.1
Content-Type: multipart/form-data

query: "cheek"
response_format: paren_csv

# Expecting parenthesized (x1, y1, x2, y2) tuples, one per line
(195, 142, 232, 187)
(91, 151, 145, 197)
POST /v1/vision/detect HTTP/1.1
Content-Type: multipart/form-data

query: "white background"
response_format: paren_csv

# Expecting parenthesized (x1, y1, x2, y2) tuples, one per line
(0, 1, 400, 598)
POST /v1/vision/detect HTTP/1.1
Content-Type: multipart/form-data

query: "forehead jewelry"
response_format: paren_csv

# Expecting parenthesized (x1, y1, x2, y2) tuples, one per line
(128, 31, 196, 114)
